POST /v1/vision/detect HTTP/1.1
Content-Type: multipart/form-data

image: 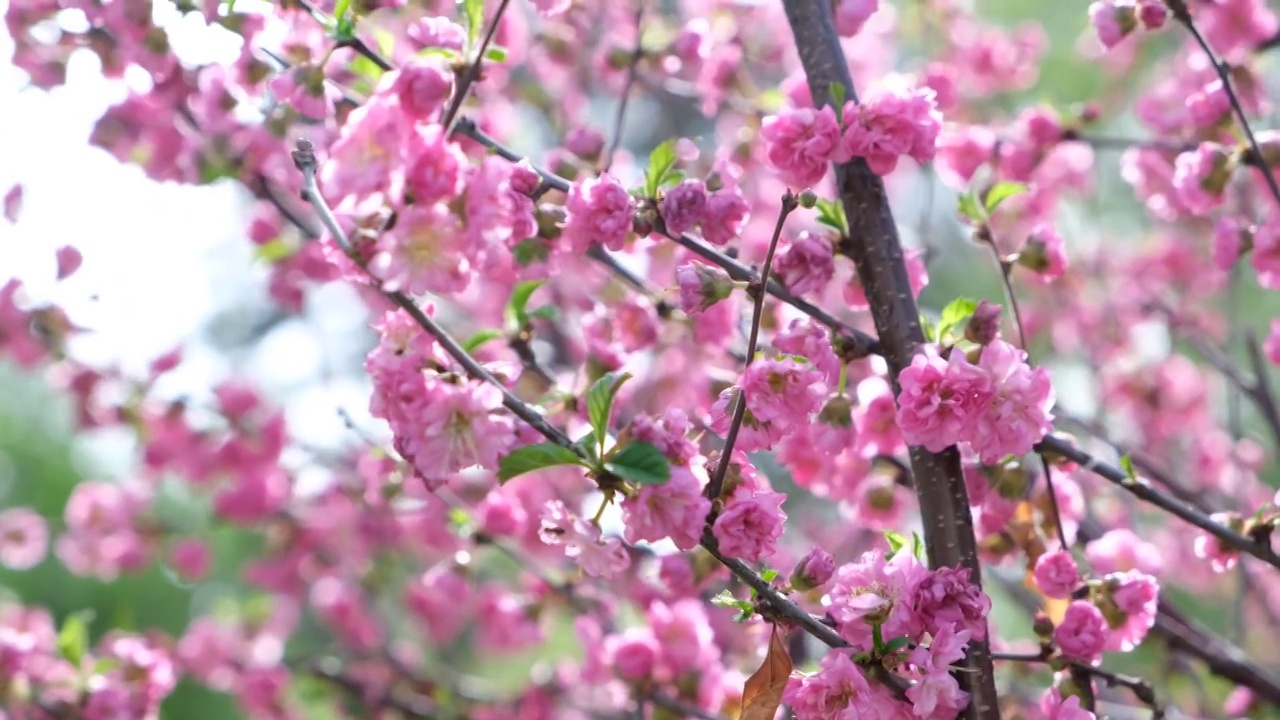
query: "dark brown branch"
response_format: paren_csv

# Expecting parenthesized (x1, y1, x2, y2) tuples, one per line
(440, 0, 512, 134)
(780, 4, 999, 719)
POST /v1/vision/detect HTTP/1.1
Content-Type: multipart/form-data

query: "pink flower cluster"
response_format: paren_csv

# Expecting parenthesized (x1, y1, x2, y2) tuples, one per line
(895, 340, 1055, 464)
(761, 85, 942, 186)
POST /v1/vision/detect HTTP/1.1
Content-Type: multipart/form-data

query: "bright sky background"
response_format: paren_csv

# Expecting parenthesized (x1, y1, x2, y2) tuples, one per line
(0, 0, 378, 471)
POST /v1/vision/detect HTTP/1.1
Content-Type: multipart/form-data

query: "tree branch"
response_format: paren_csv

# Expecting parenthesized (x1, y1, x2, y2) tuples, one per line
(779, 3, 999, 719)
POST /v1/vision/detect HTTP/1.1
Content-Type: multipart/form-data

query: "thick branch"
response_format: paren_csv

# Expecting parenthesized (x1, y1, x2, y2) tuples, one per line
(779, 3, 998, 719)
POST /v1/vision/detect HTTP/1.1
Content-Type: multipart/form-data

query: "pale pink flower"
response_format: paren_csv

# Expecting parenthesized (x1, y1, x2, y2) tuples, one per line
(826, 549, 926, 650)
(563, 174, 635, 252)
(1019, 223, 1068, 282)
(760, 105, 846, 188)
(742, 356, 828, 425)
(774, 318, 842, 385)
(1089, 1, 1138, 49)
(907, 669, 969, 720)
(1041, 687, 1098, 720)
(895, 345, 995, 453)
(647, 599, 719, 678)
(405, 565, 473, 645)
(935, 126, 997, 189)
(622, 464, 712, 551)
(0, 508, 48, 570)
(1193, 513, 1241, 572)
(675, 262, 734, 316)
(629, 408, 699, 466)
(1172, 142, 1231, 216)
(3, 184, 21, 223)
(55, 246, 82, 281)
(1033, 550, 1080, 599)
(661, 178, 708, 236)
(783, 650, 874, 719)
(834, 0, 879, 37)
(1054, 601, 1109, 663)
(411, 380, 515, 486)
(773, 231, 835, 296)
(406, 16, 467, 51)
(712, 487, 787, 561)
(370, 202, 470, 296)
(1104, 570, 1158, 652)
(1085, 529, 1164, 576)
(319, 94, 407, 203)
(1252, 213, 1280, 290)
(564, 127, 604, 160)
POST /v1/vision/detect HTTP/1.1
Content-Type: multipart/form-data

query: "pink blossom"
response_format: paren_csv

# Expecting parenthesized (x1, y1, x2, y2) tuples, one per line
(406, 16, 467, 51)
(742, 356, 828, 425)
(622, 464, 712, 551)
(405, 565, 473, 645)
(1041, 688, 1098, 720)
(540, 501, 631, 579)
(773, 232, 835, 296)
(1253, 213, 1280, 290)
(826, 549, 926, 650)
(1193, 513, 1241, 572)
(475, 586, 544, 652)
(712, 486, 787, 561)
(1018, 223, 1068, 282)
(563, 174, 635, 252)
(3, 184, 21, 223)
(834, 0, 879, 37)
(895, 345, 995, 453)
(269, 64, 334, 119)
(564, 127, 604, 160)
(700, 188, 751, 245)
(968, 339, 1056, 464)
(1054, 600, 1109, 663)
(760, 105, 846, 188)
(774, 318, 842, 385)
(661, 178, 709, 236)
(841, 85, 943, 176)
(392, 56, 453, 121)
(1137, 0, 1167, 28)
(907, 668, 970, 720)
(647, 599, 719, 678)
(908, 565, 991, 641)
(791, 546, 836, 590)
(0, 507, 48, 570)
(1104, 570, 1158, 652)
(320, 94, 408, 203)
(605, 628, 659, 682)
(629, 408, 699, 466)
(1033, 550, 1080, 599)
(168, 539, 209, 582)
(1089, 1, 1138, 49)
(710, 386, 786, 452)
(935, 126, 997, 189)
(1085, 529, 1164, 576)
(1265, 320, 1280, 365)
(410, 380, 515, 488)
(55, 245, 83, 280)
(677, 261, 735, 315)
(1213, 217, 1245, 271)
(370, 202, 469, 296)
(1186, 80, 1230, 129)
(784, 650, 875, 719)
(1172, 143, 1231, 216)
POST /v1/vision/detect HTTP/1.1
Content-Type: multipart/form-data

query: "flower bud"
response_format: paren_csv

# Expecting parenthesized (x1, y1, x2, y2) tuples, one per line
(1033, 611, 1055, 640)
(1137, 0, 1167, 29)
(964, 300, 1002, 346)
(675, 263, 735, 315)
(789, 546, 836, 591)
(1089, 1, 1139, 50)
(798, 188, 819, 209)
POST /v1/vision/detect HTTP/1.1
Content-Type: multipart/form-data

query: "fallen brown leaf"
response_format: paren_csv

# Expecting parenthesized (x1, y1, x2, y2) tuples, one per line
(739, 624, 794, 720)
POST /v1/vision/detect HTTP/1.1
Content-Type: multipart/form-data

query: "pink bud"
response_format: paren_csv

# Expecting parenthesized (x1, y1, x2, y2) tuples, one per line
(55, 245, 83, 280)
(3, 184, 22, 223)
(790, 546, 836, 590)
(965, 300, 1003, 345)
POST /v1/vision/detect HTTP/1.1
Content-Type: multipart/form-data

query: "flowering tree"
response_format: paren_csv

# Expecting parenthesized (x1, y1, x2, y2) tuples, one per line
(4, 0, 1280, 718)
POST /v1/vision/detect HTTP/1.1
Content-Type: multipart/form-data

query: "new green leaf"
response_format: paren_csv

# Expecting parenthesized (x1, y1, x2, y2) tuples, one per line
(957, 190, 984, 224)
(57, 610, 95, 665)
(497, 443, 585, 482)
(604, 441, 671, 485)
(505, 279, 545, 331)
(463, 329, 503, 353)
(644, 140, 678, 198)
(936, 296, 979, 341)
(587, 371, 632, 454)
(883, 530, 908, 557)
(983, 181, 1028, 214)
(829, 82, 847, 112)
(461, 0, 484, 48)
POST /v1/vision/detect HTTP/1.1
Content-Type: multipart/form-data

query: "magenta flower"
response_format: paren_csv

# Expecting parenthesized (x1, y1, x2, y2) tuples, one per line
(1104, 570, 1159, 652)
(1172, 142, 1232, 216)
(700, 188, 751, 245)
(660, 178, 709, 236)
(712, 486, 787, 561)
(675, 262, 734, 316)
(1054, 600, 1109, 663)
(895, 345, 995, 453)
(392, 56, 453, 120)
(622, 465, 712, 551)
(563, 174, 635, 252)
(0, 507, 48, 571)
(742, 356, 828, 425)
(760, 105, 846, 188)
(968, 339, 1056, 464)
(833, 0, 879, 37)
(773, 231, 836, 296)
(1089, 1, 1139, 49)
(791, 546, 836, 590)
(1033, 550, 1081, 599)
(841, 85, 942, 176)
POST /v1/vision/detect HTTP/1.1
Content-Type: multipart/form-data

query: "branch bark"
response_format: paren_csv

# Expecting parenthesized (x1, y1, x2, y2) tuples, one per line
(779, 4, 999, 719)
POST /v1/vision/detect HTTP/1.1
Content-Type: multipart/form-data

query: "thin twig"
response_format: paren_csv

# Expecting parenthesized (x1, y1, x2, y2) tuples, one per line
(440, 0, 513, 134)
(1166, 0, 1280, 208)
(706, 191, 797, 504)
(602, 4, 646, 173)
(989, 650, 1164, 718)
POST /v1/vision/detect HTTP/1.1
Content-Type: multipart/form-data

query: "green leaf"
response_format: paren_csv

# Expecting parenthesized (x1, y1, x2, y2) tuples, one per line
(334, 0, 352, 21)
(604, 441, 671, 485)
(644, 139, 679, 198)
(575, 431, 599, 465)
(1120, 454, 1137, 483)
(527, 305, 559, 321)
(463, 328, 504, 353)
(504, 280, 545, 331)
(57, 610, 95, 665)
(814, 198, 849, 236)
(936, 297, 979, 341)
(911, 532, 926, 561)
(919, 313, 938, 343)
(419, 46, 465, 62)
(254, 237, 296, 263)
(484, 45, 508, 63)
(957, 190, 984, 224)
(512, 237, 550, 266)
(587, 372, 632, 453)
(497, 443, 586, 482)
(462, 0, 484, 49)
(659, 170, 687, 189)
(983, 181, 1028, 214)
(760, 567, 779, 583)
(880, 635, 913, 656)
(882, 530, 908, 557)
(829, 82, 847, 111)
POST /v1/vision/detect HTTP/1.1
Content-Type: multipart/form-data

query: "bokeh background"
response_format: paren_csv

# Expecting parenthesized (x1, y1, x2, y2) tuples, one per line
(3, 0, 1280, 718)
